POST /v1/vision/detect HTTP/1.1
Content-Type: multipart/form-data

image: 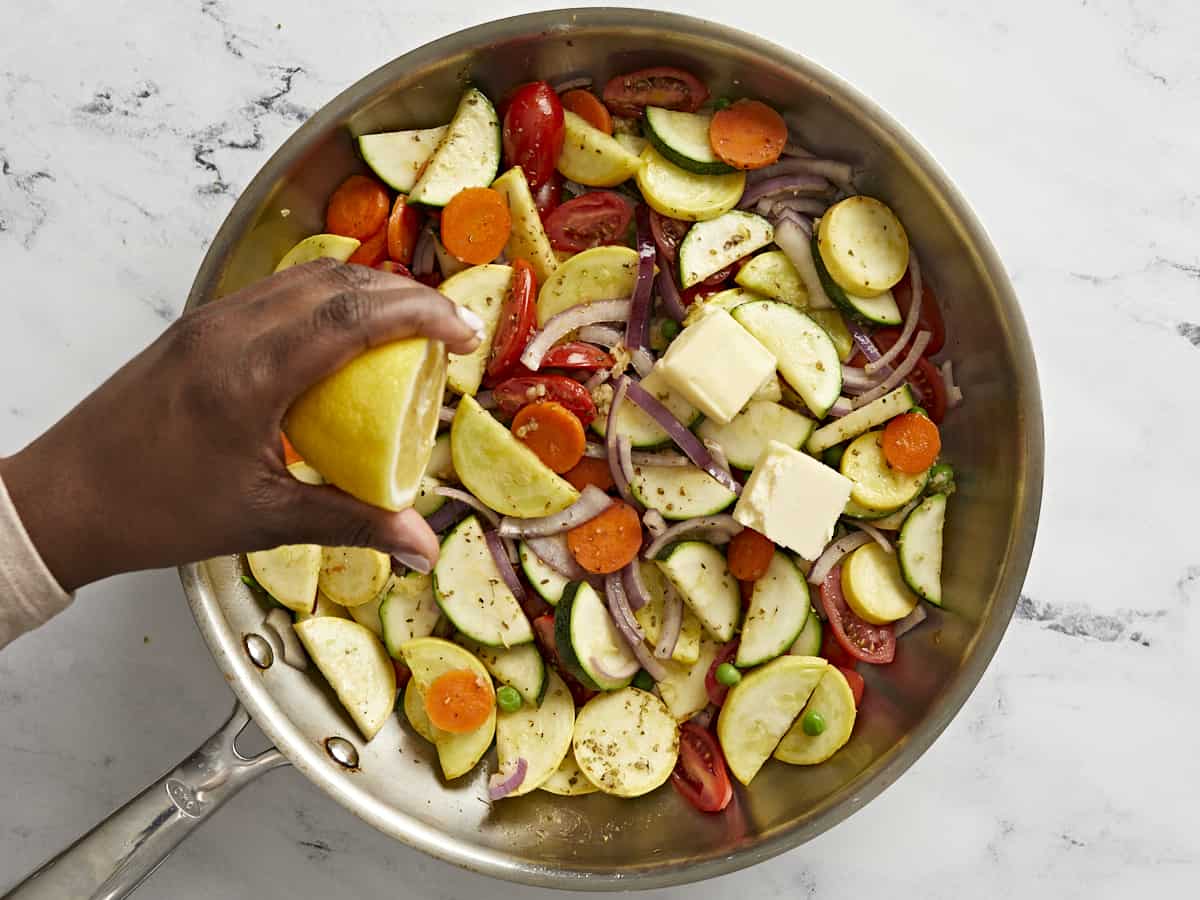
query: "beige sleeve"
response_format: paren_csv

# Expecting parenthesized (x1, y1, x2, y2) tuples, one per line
(0, 472, 73, 650)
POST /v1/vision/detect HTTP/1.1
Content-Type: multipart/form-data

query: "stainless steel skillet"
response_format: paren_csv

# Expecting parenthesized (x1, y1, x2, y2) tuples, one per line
(5, 8, 1043, 897)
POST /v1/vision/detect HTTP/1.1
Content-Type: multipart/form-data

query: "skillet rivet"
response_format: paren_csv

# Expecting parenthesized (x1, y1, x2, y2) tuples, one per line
(325, 736, 359, 768)
(243, 633, 274, 669)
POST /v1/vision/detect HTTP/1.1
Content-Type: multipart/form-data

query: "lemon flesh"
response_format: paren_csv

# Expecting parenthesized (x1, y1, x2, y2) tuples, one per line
(285, 337, 446, 511)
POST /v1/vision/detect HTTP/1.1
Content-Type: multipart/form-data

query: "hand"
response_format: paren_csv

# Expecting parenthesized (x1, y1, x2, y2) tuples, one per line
(0, 260, 482, 591)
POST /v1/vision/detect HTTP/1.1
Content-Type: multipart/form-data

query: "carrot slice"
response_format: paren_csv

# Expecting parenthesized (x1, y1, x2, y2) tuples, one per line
(727, 528, 775, 581)
(560, 89, 613, 135)
(567, 500, 641, 574)
(281, 432, 303, 466)
(347, 226, 388, 266)
(325, 174, 391, 240)
(424, 669, 494, 734)
(563, 456, 615, 493)
(882, 412, 941, 474)
(441, 187, 512, 265)
(511, 401, 586, 473)
(709, 99, 788, 171)
(386, 195, 422, 265)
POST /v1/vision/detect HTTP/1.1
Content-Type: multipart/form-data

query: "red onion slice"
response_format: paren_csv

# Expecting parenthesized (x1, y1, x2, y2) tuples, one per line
(655, 267, 688, 323)
(689, 704, 716, 729)
(749, 156, 854, 189)
(622, 377, 741, 495)
(642, 509, 667, 537)
(893, 602, 928, 639)
(841, 364, 885, 393)
(941, 361, 964, 409)
(583, 368, 612, 392)
(434, 486, 500, 528)
(423, 499, 468, 534)
(485, 530, 527, 603)
(616, 435, 637, 497)
(769, 196, 828, 218)
(827, 397, 854, 418)
(524, 534, 588, 579)
(629, 346, 655, 378)
(852, 330, 932, 409)
(497, 485, 612, 538)
(411, 223, 436, 277)
(847, 320, 885, 365)
(867, 252, 922, 374)
(621, 561, 652, 612)
(853, 521, 893, 553)
(773, 217, 833, 309)
(589, 654, 640, 683)
(654, 581, 684, 660)
(808, 532, 872, 585)
(438, 405, 457, 425)
(642, 514, 743, 561)
(577, 325, 624, 348)
(521, 299, 632, 370)
(552, 75, 592, 93)
(474, 390, 497, 410)
(782, 140, 815, 158)
(605, 379, 639, 507)
(738, 174, 831, 210)
(488, 757, 528, 800)
(605, 572, 668, 682)
(625, 205, 657, 353)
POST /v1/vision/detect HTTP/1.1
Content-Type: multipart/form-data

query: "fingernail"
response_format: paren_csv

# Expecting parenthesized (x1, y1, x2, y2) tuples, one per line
(393, 552, 432, 575)
(457, 306, 485, 338)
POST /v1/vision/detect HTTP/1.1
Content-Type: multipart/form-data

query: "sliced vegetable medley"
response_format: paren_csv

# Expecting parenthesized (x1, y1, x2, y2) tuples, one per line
(247, 65, 963, 812)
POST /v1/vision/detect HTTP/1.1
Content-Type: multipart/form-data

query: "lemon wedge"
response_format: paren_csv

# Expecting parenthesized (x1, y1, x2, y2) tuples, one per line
(285, 337, 446, 511)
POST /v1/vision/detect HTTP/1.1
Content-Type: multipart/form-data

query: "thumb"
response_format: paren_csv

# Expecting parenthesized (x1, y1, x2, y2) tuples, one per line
(282, 481, 440, 573)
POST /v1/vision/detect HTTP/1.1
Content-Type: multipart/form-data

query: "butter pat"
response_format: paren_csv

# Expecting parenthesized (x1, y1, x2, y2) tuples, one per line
(658, 310, 777, 425)
(733, 440, 852, 560)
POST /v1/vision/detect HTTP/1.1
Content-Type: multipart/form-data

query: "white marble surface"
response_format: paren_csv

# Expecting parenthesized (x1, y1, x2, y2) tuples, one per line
(1, 0, 1198, 896)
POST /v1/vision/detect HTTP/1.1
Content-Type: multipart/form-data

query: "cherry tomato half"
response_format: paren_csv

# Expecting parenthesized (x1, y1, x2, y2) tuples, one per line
(849, 329, 948, 424)
(837, 666, 865, 708)
(374, 260, 415, 278)
(533, 171, 563, 220)
(892, 268, 946, 356)
(820, 629, 857, 669)
(671, 722, 733, 813)
(705, 639, 740, 707)
(502, 82, 565, 192)
(492, 374, 598, 426)
(544, 192, 634, 253)
(601, 66, 709, 118)
(485, 258, 538, 385)
(532, 614, 595, 707)
(540, 341, 615, 371)
(681, 281, 726, 307)
(649, 209, 690, 264)
(819, 566, 896, 664)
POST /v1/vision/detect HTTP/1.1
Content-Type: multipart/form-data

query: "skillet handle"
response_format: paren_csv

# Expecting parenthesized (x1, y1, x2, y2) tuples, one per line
(2, 703, 287, 900)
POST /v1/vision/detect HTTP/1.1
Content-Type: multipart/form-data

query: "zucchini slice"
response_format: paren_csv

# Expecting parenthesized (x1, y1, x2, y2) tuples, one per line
(408, 88, 501, 207)
(774, 666, 857, 765)
(657, 638, 721, 721)
(678, 211, 774, 288)
(247, 544, 321, 613)
(400, 636, 496, 779)
(518, 541, 571, 605)
(697, 400, 814, 471)
(438, 264, 512, 396)
(539, 748, 599, 796)
(643, 106, 734, 175)
(554, 581, 638, 691)
(840, 542, 919, 624)
(426, 432, 456, 482)
(630, 462, 736, 520)
(432, 515, 534, 647)
(403, 679, 437, 743)
(273, 234, 360, 273)
(495, 670, 575, 796)
(808, 309, 855, 363)
(451, 394, 579, 518)
(736, 552, 811, 668)
(654, 541, 741, 641)
(806, 385, 915, 454)
(294, 617, 396, 741)
(592, 363, 700, 448)
(557, 110, 643, 187)
(716, 655, 827, 785)
(898, 493, 948, 606)
(840, 431, 928, 513)
(318, 547, 391, 608)
(731, 300, 842, 418)
(636, 145, 745, 222)
(682, 286, 762, 328)
(412, 476, 446, 518)
(815, 196, 909, 297)
(734, 249, 808, 307)
(573, 688, 680, 797)
(536, 245, 639, 326)
(379, 572, 441, 658)
(631, 562, 702, 665)
(456, 635, 547, 707)
(789, 609, 822, 657)
(358, 126, 448, 193)
(811, 232, 901, 325)
(492, 166, 559, 284)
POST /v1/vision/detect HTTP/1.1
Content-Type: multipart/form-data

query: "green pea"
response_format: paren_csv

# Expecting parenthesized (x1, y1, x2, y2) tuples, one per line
(632, 670, 656, 692)
(928, 462, 956, 494)
(801, 710, 826, 736)
(715, 663, 742, 687)
(822, 444, 846, 469)
(713, 97, 733, 111)
(660, 319, 681, 341)
(908, 405, 929, 418)
(496, 685, 522, 713)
